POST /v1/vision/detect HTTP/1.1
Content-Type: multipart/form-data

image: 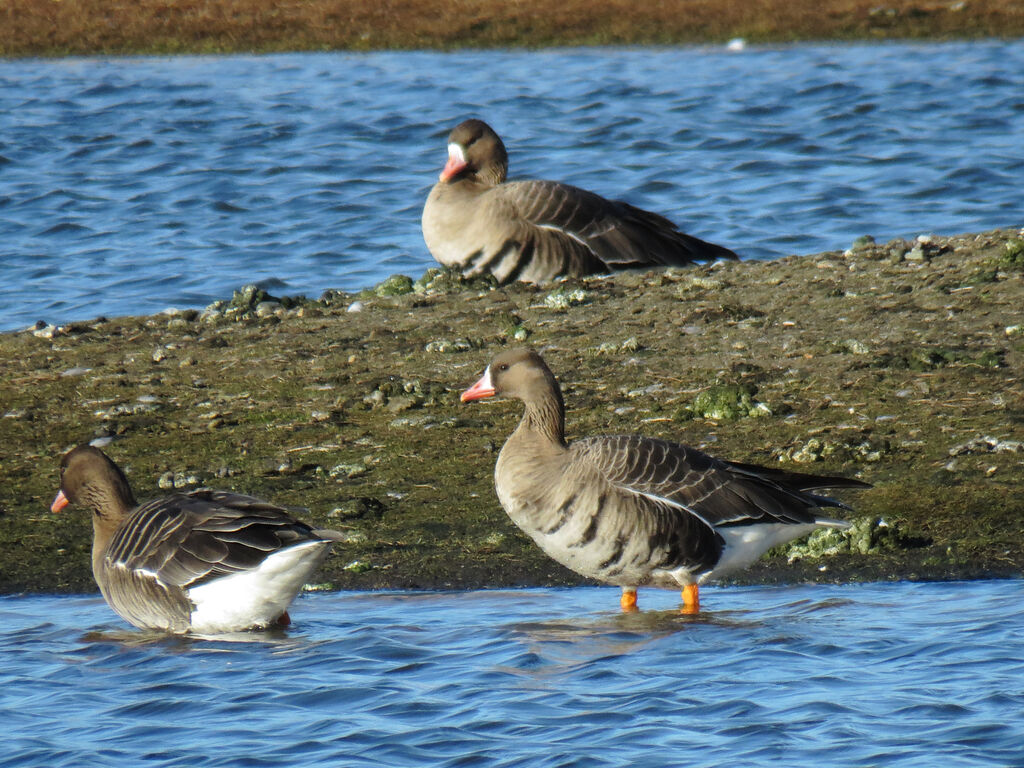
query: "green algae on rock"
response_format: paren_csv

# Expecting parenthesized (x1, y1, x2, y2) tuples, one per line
(371, 274, 416, 297)
(681, 383, 771, 421)
(784, 516, 927, 563)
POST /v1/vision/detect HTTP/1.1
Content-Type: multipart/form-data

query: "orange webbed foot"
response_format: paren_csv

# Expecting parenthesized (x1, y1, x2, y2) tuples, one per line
(681, 584, 699, 615)
(620, 588, 639, 613)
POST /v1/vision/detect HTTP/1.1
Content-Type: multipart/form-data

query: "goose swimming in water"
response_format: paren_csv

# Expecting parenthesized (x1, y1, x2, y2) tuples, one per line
(51, 445, 343, 634)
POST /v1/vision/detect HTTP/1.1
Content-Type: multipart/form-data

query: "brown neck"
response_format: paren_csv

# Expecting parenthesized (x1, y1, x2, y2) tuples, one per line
(517, 386, 567, 449)
(83, 483, 137, 558)
(472, 160, 507, 187)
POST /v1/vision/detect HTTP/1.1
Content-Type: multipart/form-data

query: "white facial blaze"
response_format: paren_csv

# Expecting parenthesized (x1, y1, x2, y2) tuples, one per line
(447, 142, 466, 165)
(480, 365, 494, 390)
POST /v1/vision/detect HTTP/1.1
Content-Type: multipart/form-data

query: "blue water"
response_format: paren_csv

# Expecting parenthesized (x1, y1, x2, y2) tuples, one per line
(1, 42, 1023, 331)
(3, 582, 1023, 767)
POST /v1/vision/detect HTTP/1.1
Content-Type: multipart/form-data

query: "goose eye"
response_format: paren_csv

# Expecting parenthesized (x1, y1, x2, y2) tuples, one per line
(497, 363, 509, 372)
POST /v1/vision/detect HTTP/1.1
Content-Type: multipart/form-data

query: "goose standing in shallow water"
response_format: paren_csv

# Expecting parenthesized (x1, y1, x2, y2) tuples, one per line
(461, 349, 870, 613)
(422, 119, 739, 284)
(51, 445, 343, 634)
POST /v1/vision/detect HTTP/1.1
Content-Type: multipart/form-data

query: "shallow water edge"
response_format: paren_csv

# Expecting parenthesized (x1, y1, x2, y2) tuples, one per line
(5, 582, 1024, 768)
(1, 227, 1022, 594)
(5, 44, 1023, 332)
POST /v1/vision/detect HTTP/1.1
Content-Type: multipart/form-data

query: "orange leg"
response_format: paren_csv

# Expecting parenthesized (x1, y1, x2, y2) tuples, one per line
(681, 584, 700, 614)
(620, 587, 639, 612)
(275, 611, 292, 628)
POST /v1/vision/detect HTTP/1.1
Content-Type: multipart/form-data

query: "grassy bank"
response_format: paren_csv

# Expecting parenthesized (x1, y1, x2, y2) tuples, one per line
(2, 0, 1023, 57)
(1, 228, 1022, 594)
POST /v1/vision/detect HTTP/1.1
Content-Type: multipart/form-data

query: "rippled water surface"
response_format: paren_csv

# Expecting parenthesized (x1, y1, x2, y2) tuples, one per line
(3, 582, 1024, 767)
(1, 43, 1022, 330)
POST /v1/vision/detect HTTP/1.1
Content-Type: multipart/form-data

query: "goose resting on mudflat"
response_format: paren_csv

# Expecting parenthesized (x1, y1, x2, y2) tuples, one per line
(51, 445, 343, 634)
(461, 349, 870, 612)
(422, 119, 738, 284)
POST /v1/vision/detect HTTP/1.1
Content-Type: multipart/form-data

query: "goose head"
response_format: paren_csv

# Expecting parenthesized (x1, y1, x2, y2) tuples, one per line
(439, 118, 509, 186)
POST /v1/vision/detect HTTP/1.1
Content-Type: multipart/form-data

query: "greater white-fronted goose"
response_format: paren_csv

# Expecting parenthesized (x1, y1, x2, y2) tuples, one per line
(422, 119, 739, 284)
(461, 349, 870, 613)
(51, 445, 343, 634)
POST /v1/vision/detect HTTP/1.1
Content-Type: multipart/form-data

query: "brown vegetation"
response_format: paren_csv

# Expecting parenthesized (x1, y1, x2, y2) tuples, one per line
(3, 0, 1023, 57)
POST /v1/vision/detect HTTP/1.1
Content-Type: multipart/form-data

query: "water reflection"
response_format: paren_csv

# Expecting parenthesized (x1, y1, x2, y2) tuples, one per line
(78, 625, 295, 648)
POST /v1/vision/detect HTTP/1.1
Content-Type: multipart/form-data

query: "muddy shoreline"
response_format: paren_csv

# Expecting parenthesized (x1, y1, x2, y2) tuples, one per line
(4, 0, 1023, 58)
(1, 227, 1022, 595)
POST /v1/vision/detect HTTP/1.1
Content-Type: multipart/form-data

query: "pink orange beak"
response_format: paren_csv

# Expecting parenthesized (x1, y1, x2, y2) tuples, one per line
(51, 490, 70, 513)
(439, 156, 466, 182)
(439, 144, 467, 182)
(461, 369, 495, 402)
